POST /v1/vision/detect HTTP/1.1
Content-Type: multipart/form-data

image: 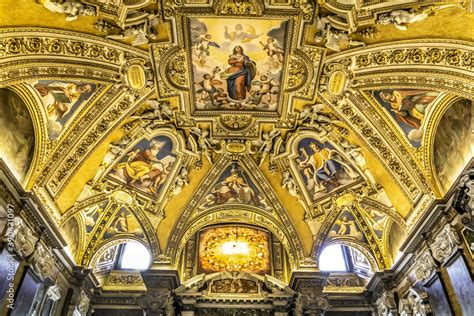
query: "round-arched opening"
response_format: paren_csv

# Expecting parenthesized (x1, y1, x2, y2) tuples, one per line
(319, 244, 373, 276)
(91, 240, 152, 274)
(119, 241, 151, 270)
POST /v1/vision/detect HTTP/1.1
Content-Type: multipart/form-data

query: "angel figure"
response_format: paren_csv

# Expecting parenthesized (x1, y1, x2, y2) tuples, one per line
(252, 130, 281, 167)
(314, 16, 365, 52)
(171, 167, 189, 196)
(107, 14, 159, 46)
(190, 127, 220, 164)
(92, 135, 131, 183)
(42, 0, 96, 21)
(194, 34, 220, 66)
(339, 138, 376, 185)
(134, 100, 174, 131)
(260, 38, 284, 64)
(377, 9, 430, 31)
(282, 170, 299, 197)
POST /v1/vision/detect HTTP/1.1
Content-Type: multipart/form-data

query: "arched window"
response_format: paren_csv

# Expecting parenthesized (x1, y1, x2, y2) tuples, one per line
(118, 242, 151, 270)
(319, 244, 349, 272)
(319, 244, 373, 276)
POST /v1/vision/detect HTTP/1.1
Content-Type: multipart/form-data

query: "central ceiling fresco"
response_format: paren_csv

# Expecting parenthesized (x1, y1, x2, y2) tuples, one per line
(0, 0, 473, 292)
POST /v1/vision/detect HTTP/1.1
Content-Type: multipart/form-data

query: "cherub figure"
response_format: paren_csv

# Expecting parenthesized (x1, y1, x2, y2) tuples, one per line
(250, 75, 278, 106)
(282, 170, 298, 197)
(190, 127, 220, 164)
(214, 88, 229, 107)
(314, 16, 365, 52)
(260, 38, 284, 64)
(252, 130, 281, 167)
(195, 67, 222, 106)
(194, 34, 220, 66)
(107, 14, 159, 46)
(42, 0, 96, 21)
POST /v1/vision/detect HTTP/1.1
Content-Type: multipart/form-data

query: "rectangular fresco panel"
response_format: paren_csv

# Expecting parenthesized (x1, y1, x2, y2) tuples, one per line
(189, 17, 288, 111)
(373, 89, 441, 147)
(198, 226, 271, 275)
(31, 80, 97, 140)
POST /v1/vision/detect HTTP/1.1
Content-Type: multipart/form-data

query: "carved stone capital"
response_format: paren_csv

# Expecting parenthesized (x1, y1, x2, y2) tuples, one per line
(31, 243, 54, 280)
(412, 250, 436, 282)
(430, 224, 460, 263)
(11, 216, 38, 258)
(375, 290, 397, 316)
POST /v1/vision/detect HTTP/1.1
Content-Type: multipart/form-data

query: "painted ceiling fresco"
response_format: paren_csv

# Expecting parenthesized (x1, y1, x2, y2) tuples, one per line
(198, 226, 270, 274)
(1, 0, 472, 293)
(30, 80, 98, 140)
(0, 89, 35, 182)
(295, 137, 361, 201)
(189, 18, 288, 112)
(372, 89, 442, 147)
(198, 162, 271, 211)
(108, 135, 177, 197)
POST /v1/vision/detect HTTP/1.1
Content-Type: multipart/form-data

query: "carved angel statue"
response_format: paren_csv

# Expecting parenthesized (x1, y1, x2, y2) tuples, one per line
(135, 100, 174, 131)
(282, 170, 299, 197)
(339, 138, 376, 185)
(31, 243, 53, 279)
(171, 167, 189, 196)
(190, 127, 220, 164)
(299, 103, 333, 125)
(377, 5, 458, 31)
(107, 13, 160, 46)
(251, 130, 281, 167)
(314, 16, 365, 52)
(298, 103, 338, 137)
(92, 135, 132, 183)
(42, 0, 96, 21)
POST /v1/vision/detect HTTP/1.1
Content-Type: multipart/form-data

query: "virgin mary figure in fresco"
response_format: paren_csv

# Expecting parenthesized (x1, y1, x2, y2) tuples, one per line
(220, 45, 256, 101)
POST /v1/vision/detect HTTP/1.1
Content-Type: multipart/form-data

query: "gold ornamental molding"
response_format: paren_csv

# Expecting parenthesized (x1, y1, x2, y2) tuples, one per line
(41, 88, 155, 197)
(316, 40, 473, 205)
(0, 28, 149, 87)
(151, 7, 324, 137)
(322, 39, 474, 98)
(165, 154, 307, 268)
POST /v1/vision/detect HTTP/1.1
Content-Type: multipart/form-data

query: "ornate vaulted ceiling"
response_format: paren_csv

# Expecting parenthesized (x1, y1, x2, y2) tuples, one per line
(0, 0, 473, 288)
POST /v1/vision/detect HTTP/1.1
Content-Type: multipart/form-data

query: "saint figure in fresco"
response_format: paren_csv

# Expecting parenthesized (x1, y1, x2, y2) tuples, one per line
(220, 46, 256, 101)
(329, 215, 363, 240)
(34, 82, 93, 120)
(114, 140, 176, 194)
(379, 90, 438, 129)
(202, 166, 261, 207)
(299, 142, 357, 194)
